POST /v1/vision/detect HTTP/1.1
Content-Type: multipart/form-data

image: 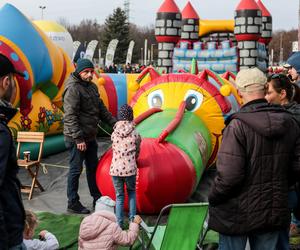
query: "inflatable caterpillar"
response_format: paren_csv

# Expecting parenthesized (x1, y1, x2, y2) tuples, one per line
(96, 67, 241, 213)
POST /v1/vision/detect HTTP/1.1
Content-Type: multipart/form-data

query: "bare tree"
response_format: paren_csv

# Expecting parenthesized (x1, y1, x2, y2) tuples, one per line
(56, 17, 71, 30)
(269, 29, 297, 64)
(129, 24, 157, 64)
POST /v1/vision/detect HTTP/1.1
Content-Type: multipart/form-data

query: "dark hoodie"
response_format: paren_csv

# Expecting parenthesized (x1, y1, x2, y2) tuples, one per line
(63, 73, 116, 143)
(284, 101, 300, 125)
(0, 100, 25, 249)
(208, 99, 300, 235)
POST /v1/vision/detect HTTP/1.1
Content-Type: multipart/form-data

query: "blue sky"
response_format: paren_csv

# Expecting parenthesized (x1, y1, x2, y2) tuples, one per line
(0, 0, 297, 31)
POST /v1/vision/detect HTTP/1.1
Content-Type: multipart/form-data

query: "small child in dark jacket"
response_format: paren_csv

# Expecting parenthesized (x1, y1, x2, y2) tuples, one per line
(110, 104, 141, 228)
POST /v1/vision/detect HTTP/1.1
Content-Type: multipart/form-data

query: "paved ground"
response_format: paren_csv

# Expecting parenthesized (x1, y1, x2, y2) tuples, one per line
(22, 137, 300, 250)
(20, 137, 216, 214)
(21, 137, 112, 213)
(18, 137, 257, 250)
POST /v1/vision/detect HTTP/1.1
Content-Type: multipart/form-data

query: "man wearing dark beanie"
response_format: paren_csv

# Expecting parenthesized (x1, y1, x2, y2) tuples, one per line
(63, 58, 117, 214)
(0, 54, 26, 249)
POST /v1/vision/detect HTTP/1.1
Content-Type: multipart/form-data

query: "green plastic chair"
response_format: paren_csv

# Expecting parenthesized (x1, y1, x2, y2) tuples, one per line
(139, 203, 209, 250)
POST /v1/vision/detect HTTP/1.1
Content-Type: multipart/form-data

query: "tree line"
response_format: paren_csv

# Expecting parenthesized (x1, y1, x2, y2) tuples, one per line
(59, 8, 157, 65)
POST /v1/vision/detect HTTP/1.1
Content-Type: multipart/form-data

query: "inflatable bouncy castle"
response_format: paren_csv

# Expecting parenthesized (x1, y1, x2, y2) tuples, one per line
(0, 4, 74, 155)
(155, 0, 272, 74)
(34, 20, 74, 60)
(0, 1, 269, 214)
(96, 66, 242, 213)
(96, 0, 272, 214)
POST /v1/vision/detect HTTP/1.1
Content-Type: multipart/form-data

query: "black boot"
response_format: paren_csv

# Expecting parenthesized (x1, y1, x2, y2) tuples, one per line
(67, 201, 90, 214)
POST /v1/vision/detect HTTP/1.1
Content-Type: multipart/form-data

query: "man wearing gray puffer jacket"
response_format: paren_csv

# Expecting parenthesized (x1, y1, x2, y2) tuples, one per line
(63, 59, 116, 214)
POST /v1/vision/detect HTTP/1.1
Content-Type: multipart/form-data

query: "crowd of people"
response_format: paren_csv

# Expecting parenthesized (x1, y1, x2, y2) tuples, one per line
(1, 50, 300, 249)
(97, 63, 148, 74)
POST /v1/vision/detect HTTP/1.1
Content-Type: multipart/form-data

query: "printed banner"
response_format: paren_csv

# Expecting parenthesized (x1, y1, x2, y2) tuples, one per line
(85, 40, 98, 60)
(72, 41, 81, 61)
(126, 40, 135, 64)
(105, 39, 119, 67)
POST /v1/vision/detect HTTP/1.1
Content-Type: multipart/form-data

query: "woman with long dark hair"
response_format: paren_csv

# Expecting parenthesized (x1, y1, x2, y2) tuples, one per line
(265, 73, 300, 250)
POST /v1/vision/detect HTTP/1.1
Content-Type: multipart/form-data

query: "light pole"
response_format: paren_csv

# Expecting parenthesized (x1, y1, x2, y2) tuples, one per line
(279, 33, 283, 64)
(140, 48, 143, 65)
(39, 6, 46, 20)
(150, 44, 156, 64)
(144, 39, 148, 66)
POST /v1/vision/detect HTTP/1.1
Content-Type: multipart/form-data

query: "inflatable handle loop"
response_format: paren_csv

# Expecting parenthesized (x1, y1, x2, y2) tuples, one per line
(136, 66, 160, 84)
(157, 101, 186, 143)
(134, 108, 163, 125)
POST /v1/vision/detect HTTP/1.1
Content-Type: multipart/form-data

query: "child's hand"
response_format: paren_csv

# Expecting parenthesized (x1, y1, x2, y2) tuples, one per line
(133, 215, 142, 224)
(39, 230, 48, 239)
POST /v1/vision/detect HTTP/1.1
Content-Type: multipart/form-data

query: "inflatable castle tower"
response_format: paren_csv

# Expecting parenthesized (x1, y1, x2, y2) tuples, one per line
(181, 2, 199, 42)
(155, 0, 272, 74)
(155, 0, 182, 73)
(235, 0, 272, 70)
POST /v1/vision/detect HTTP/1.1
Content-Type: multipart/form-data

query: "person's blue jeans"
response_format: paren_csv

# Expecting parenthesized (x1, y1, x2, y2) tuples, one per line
(219, 231, 279, 250)
(112, 175, 136, 228)
(289, 190, 300, 227)
(277, 227, 290, 250)
(9, 242, 26, 250)
(65, 139, 101, 205)
(277, 190, 300, 250)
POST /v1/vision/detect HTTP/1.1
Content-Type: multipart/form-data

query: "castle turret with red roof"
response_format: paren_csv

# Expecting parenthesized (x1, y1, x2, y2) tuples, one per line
(257, 0, 272, 68)
(257, 0, 272, 45)
(155, 0, 182, 73)
(181, 1, 199, 42)
(234, 0, 262, 69)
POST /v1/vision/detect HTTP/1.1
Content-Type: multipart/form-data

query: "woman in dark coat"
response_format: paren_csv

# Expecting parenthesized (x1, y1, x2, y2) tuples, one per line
(265, 73, 300, 250)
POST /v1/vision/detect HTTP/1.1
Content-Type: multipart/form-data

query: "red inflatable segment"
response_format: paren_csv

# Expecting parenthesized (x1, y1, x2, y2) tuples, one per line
(96, 138, 197, 214)
(236, 0, 259, 11)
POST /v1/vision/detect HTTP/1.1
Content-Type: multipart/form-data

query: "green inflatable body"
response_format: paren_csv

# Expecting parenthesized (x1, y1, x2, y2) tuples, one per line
(136, 110, 212, 183)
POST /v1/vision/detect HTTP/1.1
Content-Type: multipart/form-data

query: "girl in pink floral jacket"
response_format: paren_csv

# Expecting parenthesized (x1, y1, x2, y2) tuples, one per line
(110, 104, 141, 228)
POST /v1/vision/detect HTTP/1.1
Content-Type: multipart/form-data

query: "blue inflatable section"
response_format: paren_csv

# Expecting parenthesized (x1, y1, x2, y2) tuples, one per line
(257, 43, 267, 72)
(107, 74, 127, 110)
(0, 4, 53, 85)
(173, 40, 238, 74)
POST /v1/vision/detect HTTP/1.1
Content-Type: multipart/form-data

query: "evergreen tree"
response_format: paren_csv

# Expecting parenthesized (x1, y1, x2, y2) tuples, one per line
(102, 8, 129, 65)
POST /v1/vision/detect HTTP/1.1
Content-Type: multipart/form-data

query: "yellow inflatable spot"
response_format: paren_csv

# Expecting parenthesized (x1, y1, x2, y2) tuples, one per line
(98, 77, 106, 86)
(199, 20, 234, 38)
(128, 80, 140, 91)
(220, 84, 231, 97)
(8, 90, 64, 137)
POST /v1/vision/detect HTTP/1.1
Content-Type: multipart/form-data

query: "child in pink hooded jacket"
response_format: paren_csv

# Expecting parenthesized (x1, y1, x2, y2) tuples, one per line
(110, 104, 141, 229)
(78, 196, 141, 250)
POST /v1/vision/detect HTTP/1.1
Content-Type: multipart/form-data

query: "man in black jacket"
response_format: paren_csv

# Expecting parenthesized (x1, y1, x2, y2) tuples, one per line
(208, 68, 300, 250)
(63, 59, 116, 214)
(0, 54, 26, 249)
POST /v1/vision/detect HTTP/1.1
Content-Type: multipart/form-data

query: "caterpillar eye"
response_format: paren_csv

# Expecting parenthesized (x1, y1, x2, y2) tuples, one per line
(184, 90, 203, 112)
(148, 89, 164, 108)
